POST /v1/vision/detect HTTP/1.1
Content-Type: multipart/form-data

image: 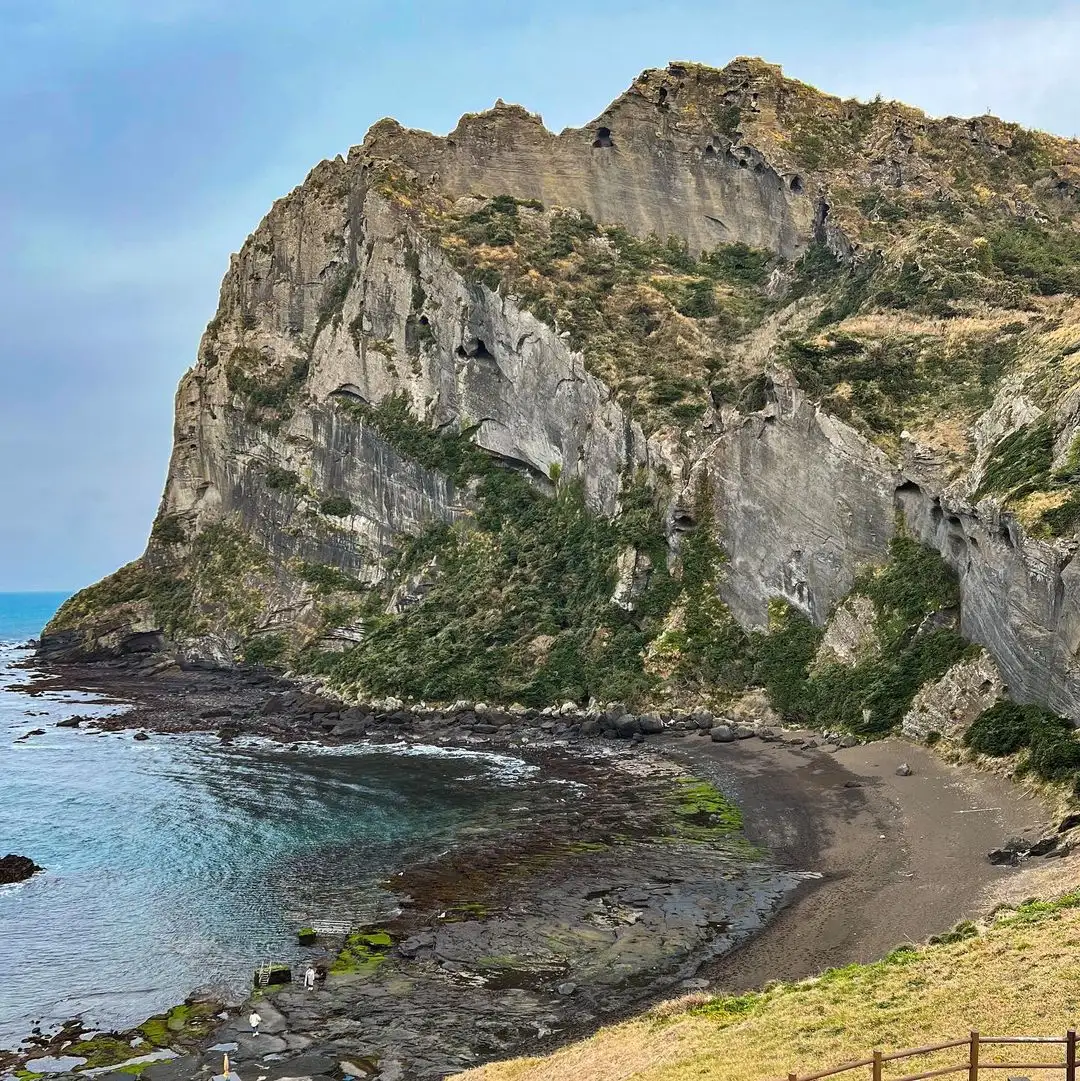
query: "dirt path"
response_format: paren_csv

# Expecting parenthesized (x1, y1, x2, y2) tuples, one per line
(663, 734, 1051, 992)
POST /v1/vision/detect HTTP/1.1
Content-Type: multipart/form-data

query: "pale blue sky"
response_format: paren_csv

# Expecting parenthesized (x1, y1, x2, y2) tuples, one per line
(2, 0, 1078, 590)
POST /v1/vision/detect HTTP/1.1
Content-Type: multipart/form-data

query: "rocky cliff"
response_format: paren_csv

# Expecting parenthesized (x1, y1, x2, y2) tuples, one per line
(44, 57, 1080, 732)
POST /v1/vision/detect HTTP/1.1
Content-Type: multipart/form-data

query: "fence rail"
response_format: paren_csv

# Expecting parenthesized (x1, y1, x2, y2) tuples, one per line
(782, 1031, 1078, 1081)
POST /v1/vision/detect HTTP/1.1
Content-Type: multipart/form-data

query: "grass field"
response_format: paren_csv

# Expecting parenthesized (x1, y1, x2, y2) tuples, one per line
(457, 891, 1080, 1081)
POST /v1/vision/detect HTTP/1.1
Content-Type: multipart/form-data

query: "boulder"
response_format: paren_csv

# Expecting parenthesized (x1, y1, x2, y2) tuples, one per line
(614, 714, 640, 738)
(1029, 836, 1060, 857)
(55, 715, 83, 728)
(133, 732, 150, 741)
(1058, 812, 1080, 834)
(0, 853, 42, 884)
(580, 718, 601, 737)
(691, 710, 714, 729)
(710, 725, 735, 743)
(895, 763, 913, 777)
(638, 713, 663, 734)
(987, 848, 1019, 866)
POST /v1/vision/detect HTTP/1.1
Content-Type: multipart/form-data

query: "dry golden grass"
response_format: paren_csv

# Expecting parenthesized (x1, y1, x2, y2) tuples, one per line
(456, 895, 1080, 1081)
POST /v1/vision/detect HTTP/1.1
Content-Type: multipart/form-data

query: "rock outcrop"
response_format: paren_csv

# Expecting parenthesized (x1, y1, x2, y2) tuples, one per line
(0, 854, 43, 886)
(41, 57, 1080, 725)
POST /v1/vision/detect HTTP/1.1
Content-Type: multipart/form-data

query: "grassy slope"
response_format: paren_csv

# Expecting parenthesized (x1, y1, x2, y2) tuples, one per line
(458, 893, 1080, 1081)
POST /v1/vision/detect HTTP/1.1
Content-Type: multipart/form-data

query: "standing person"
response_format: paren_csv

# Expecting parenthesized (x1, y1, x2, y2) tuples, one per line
(303, 964, 316, 991)
(248, 1009, 262, 1038)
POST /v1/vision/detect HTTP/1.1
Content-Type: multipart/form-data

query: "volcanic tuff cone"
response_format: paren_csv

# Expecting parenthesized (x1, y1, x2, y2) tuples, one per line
(43, 58, 1080, 731)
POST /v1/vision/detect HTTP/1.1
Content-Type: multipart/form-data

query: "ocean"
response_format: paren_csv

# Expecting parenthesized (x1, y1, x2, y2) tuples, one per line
(0, 593, 538, 1050)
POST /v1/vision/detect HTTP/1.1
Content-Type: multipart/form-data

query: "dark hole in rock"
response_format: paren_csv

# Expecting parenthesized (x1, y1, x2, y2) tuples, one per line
(658, 87, 668, 104)
(738, 157, 749, 168)
(998, 523, 1015, 548)
(459, 337, 495, 361)
(945, 514, 963, 529)
(121, 631, 166, 655)
(947, 533, 967, 560)
(331, 384, 369, 403)
(704, 144, 716, 157)
(930, 502, 944, 528)
(790, 175, 804, 193)
(592, 126, 614, 148)
(419, 315, 430, 326)
(672, 511, 697, 532)
(754, 161, 766, 174)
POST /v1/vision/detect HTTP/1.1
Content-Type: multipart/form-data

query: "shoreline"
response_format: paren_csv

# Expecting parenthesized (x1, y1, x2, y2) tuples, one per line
(1, 656, 1067, 1081)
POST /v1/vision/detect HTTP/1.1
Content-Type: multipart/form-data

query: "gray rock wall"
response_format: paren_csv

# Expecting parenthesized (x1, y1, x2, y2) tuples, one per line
(700, 374, 899, 629)
(897, 481, 1080, 720)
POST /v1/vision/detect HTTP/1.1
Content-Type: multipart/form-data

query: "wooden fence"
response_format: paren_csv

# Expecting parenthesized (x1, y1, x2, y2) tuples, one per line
(782, 1031, 1078, 1081)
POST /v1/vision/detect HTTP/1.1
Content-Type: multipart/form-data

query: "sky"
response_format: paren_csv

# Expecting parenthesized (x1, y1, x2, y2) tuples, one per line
(2, 0, 1079, 591)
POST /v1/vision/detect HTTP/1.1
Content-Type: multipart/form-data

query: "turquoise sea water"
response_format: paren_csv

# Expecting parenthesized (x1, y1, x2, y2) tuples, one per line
(0, 592, 71, 644)
(0, 594, 542, 1049)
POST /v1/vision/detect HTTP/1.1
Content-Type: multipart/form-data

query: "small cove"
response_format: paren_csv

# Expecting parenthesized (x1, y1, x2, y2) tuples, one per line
(0, 611, 545, 1049)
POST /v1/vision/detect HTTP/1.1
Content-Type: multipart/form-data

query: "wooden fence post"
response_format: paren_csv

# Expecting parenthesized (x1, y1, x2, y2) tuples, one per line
(872, 1050, 882, 1081)
(968, 1030, 979, 1081)
(1068, 1027, 1077, 1081)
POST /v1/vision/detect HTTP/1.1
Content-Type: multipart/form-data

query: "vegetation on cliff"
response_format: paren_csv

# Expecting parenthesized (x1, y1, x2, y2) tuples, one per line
(44, 57, 1080, 733)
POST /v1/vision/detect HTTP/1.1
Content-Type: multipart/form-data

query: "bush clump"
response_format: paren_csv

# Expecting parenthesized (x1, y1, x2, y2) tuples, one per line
(319, 495, 354, 517)
(965, 700, 1080, 784)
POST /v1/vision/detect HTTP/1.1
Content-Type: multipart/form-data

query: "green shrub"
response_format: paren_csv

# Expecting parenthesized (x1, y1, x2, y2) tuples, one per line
(965, 700, 1080, 785)
(975, 421, 1055, 501)
(151, 515, 186, 545)
(857, 534, 960, 633)
(337, 392, 488, 483)
(965, 700, 1041, 756)
(225, 348, 309, 422)
(989, 221, 1080, 296)
(319, 495, 354, 517)
(314, 266, 355, 336)
(751, 604, 823, 721)
(297, 562, 366, 594)
(243, 634, 287, 666)
(264, 466, 300, 491)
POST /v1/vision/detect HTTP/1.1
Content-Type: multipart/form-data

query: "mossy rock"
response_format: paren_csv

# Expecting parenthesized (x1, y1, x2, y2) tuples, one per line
(330, 930, 393, 976)
(253, 962, 292, 987)
(297, 926, 318, 946)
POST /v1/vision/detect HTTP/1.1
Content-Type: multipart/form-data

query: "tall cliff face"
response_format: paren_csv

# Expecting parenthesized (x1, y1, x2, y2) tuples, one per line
(44, 58, 1080, 726)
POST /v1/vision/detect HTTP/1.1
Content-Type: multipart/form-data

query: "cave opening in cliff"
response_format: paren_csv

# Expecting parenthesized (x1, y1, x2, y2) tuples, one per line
(658, 87, 669, 106)
(704, 144, 716, 157)
(592, 126, 614, 148)
(457, 337, 495, 362)
(790, 174, 804, 193)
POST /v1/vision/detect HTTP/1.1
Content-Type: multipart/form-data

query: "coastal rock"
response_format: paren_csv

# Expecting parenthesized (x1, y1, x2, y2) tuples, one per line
(0, 853, 43, 884)
(35, 59, 1080, 744)
(814, 594, 880, 668)
(638, 713, 663, 734)
(895, 763, 913, 777)
(900, 650, 1004, 742)
(710, 725, 735, 743)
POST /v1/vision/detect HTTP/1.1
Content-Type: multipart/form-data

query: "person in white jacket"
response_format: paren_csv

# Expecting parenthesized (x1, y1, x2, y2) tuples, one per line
(248, 1010, 262, 1037)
